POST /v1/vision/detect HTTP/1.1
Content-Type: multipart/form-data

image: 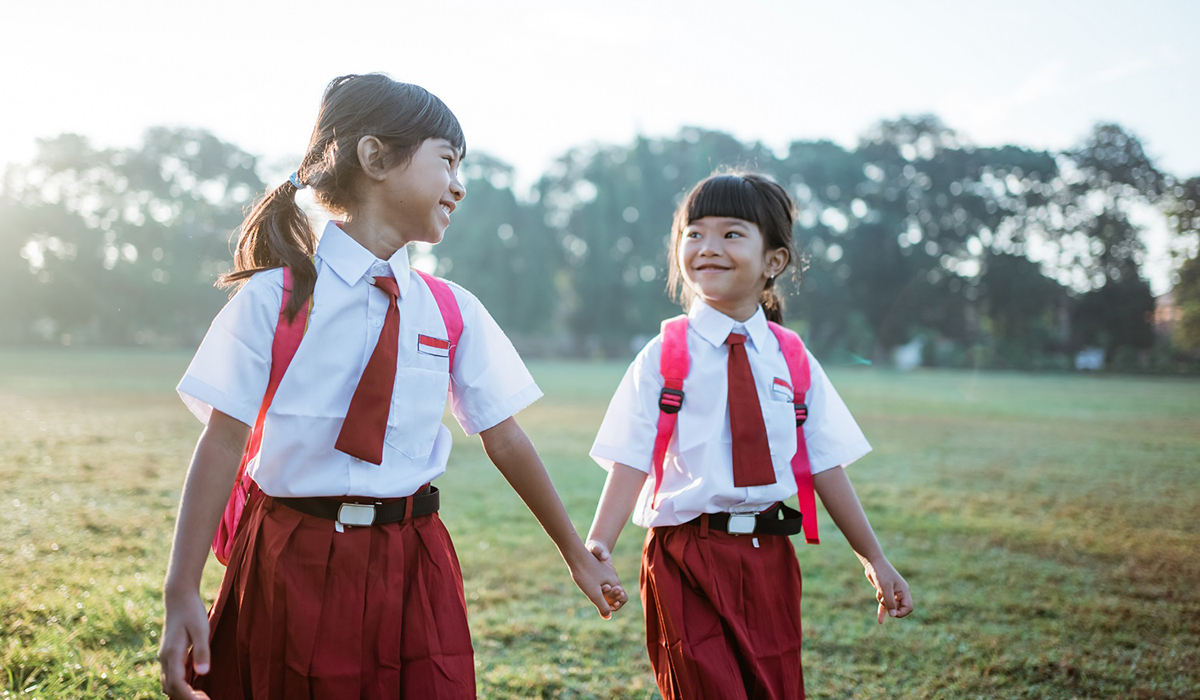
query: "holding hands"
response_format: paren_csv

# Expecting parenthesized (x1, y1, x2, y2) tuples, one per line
(586, 539, 628, 614)
(568, 541, 627, 618)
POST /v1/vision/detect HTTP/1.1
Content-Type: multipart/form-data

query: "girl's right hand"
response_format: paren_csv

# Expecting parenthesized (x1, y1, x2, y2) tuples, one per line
(158, 589, 213, 700)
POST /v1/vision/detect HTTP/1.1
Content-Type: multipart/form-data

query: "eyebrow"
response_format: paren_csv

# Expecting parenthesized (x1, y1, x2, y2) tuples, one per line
(435, 142, 462, 165)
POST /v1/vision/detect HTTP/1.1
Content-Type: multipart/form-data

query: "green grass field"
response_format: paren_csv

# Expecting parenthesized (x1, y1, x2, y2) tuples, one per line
(1, 348, 1198, 699)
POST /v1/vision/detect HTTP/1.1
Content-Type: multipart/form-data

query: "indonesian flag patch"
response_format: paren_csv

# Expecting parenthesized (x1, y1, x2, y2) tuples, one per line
(417, 334, 450, 358)
(772, 376, 794, 401)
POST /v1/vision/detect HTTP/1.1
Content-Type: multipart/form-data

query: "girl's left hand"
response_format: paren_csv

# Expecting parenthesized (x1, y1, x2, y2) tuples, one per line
(569, 547, 628, 619)
(863, 559, 913, 623)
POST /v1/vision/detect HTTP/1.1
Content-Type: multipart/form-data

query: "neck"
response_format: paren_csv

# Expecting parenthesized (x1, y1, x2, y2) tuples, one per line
(703, 297, 760, 323)
(340, 206, 411, 260)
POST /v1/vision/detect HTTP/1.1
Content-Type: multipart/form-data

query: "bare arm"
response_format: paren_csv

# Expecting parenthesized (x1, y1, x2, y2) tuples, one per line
(813, 466, 913, 623)
(584, 463, 646, 612)
(479, 416, 627, 617)
(159, 410, 249, 699)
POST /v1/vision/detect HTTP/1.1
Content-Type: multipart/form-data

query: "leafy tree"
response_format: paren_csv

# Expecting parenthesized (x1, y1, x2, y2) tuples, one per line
(431, 153, 558, 340)
(1052, 124, 1165, 358)
(779, 116, 1057, 359)
(1168, 177, 1200, 351)
(1, 128, 264, 344)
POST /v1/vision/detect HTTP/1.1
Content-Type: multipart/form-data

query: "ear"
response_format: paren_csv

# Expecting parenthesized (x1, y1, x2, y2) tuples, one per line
(356, 136, 389, 181)
(764, 246, 790, 279)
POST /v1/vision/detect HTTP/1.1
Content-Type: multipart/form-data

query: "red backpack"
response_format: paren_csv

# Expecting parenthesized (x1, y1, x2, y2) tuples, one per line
(211, 267, 464, 565)
(651, 315, 820, 545)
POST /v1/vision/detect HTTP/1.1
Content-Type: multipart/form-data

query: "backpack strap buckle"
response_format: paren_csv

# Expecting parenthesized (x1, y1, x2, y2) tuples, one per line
(794, 402, 808, 426)
(659, 387, 684, 414)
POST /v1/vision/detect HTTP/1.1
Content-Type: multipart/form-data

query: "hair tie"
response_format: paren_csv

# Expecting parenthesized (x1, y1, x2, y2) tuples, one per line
(288, 171, 307, 190)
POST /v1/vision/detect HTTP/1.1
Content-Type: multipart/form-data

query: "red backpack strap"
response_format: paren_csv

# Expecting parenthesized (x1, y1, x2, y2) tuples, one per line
(651, 315, 690, 508)
(768, 321, 818, 544)
(212, 266, 312, 565)
(414, 270, 463, 369)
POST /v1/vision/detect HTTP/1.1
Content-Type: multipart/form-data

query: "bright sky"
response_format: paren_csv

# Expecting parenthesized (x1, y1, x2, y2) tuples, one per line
(4, 0, 1197, 290)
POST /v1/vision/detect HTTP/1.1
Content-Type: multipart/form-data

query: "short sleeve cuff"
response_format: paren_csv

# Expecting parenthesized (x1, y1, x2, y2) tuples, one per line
(177, 375, 259, 427)
(809, 438, 872, 475)
(589, 443, 652, 474)
(455, 382, 543, 435)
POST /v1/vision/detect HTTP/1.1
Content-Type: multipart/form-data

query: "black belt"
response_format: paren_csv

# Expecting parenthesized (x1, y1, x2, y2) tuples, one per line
(275, 485, 439, 527)
(690, 503, 804, 536)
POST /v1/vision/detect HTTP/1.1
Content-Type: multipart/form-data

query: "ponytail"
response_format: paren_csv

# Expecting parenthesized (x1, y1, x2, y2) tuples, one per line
(761, 280, 785, 325)
(218, 180, 316, 321)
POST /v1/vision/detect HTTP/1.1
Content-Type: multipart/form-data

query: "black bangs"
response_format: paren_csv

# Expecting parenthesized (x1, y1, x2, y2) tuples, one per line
(684, 174, 770, 227)
(420, 91, 467, 156)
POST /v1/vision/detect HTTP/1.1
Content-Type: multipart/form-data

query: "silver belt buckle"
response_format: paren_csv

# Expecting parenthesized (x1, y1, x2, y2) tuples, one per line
(727, 512, 758, 535)
(337, 503, 376, 527)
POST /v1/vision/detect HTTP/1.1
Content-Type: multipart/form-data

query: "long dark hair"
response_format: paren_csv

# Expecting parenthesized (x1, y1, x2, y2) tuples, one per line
(219, 73, 466, 319)
(666, 171, 799, 324)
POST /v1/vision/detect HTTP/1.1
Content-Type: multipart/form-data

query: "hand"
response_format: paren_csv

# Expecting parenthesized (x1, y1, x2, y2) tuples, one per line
(569, 542, 627, 620)
(586, 539, 629, 613)
(863, 558, 913, 624)
(158, 589, 213, 700)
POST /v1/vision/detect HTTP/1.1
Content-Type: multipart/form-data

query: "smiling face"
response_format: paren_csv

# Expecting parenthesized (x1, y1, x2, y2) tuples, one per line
(379, 137, 465, 245)
(678, 216, 787, 321)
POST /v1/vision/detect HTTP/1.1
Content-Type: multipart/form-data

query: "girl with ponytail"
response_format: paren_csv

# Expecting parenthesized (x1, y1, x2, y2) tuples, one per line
(585, 170, 914, 699)
(160, 74, 624, 700)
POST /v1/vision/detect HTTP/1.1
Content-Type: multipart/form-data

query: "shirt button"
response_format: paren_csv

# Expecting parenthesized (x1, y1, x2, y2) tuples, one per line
(371, 318, 383, 328)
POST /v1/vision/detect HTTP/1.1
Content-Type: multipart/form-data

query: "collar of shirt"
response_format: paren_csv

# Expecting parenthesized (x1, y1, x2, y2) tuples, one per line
(316, 220, 412, 298)
(687, 298, 770, 351)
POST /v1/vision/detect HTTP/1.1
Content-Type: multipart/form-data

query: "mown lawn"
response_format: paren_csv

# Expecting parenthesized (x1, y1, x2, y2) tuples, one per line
(1, 348, 1197, 699)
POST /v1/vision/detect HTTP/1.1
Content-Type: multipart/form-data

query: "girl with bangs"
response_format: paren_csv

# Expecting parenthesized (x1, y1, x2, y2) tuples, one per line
(158, 74, 624, 700)
(586, 171, 913, 699)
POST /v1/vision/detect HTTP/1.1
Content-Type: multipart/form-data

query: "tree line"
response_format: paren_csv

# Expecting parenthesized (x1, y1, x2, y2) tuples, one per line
(3, 117, 1199, 370)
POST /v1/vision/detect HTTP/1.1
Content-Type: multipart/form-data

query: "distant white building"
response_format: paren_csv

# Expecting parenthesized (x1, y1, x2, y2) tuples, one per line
(893, 336, 925, 371)
(1075, 347, 1105, 371)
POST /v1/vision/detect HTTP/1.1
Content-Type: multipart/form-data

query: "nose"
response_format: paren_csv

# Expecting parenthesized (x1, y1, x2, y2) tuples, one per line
(450, 175, 466, 202)
(696, 234, 719, 255)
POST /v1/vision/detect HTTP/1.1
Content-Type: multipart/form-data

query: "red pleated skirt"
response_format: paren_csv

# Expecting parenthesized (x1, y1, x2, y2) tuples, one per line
(640, 518, 805, 700)
(190, 489, 476, 699)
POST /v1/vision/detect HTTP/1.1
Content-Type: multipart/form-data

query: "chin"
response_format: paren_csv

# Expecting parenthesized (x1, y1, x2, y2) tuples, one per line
(418, 226, 447, 245)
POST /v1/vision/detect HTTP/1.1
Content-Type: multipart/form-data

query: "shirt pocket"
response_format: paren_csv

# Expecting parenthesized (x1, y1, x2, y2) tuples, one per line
(762, 398, 798, 459)
(384, 366, 450, 460)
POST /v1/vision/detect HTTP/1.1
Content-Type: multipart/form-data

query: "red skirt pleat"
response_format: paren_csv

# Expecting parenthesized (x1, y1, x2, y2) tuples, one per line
(640, 523, 805, 700)
(191, 491, 476, 699)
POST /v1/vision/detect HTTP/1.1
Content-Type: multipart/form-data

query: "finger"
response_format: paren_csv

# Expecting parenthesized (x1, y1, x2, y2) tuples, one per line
(589, 587, 613, 619)
(190, 625, 211, 677)
(160, 641, 190, 699)
(877, 601, 886, 625)
(164, 673, 201, 700)
(587, 542, 612, 563)
(893, 585, 914, 618)
(880, 581, 898, 614)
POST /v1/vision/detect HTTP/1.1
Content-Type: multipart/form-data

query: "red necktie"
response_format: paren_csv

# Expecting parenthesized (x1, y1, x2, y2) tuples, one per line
(335, 275, 399, 465)
(726, 332, 777, 487)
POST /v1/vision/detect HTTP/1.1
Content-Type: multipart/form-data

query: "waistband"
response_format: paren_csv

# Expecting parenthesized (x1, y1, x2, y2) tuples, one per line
(683, 502, 804, 537)
(273, 485, 439, 528)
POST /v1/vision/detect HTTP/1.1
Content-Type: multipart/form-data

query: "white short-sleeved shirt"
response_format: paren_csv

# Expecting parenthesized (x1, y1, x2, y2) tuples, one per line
(178, 220, 542, 498)
(590, 300, 871, 528)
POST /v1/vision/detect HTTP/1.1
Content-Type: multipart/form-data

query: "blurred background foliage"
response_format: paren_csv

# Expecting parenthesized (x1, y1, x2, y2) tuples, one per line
(3, 118, 1199, 371)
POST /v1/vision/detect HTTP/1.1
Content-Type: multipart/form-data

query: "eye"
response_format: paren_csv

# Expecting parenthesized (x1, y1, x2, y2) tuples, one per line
(685, 230, 701, 239)
(725, 230, 743, 238)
